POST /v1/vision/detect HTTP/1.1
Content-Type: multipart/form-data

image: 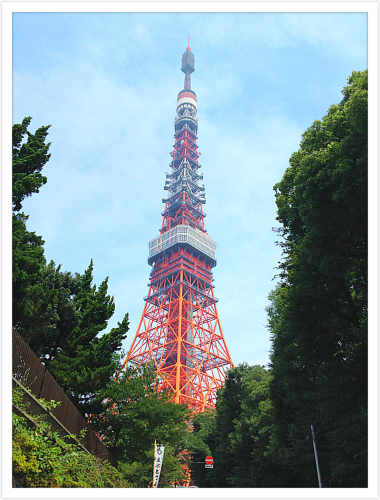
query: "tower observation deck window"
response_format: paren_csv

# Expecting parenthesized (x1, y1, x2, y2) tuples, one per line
(148, 225, 217, 264)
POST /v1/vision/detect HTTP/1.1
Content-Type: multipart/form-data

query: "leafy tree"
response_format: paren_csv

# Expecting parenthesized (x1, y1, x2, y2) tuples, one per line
(210, 364, 252, 487)
(89, 363, 190, 465)
(45, 260, 129, 416)
(186, 408, 216, 487)
(267, 70, 368, 487)
(188, 364, 289, 488)
(12, 118, 55, 351)
(227, 365, 289, 487)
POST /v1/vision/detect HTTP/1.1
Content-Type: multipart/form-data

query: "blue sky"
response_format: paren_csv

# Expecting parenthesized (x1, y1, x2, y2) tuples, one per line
(11, 10, 368, 368)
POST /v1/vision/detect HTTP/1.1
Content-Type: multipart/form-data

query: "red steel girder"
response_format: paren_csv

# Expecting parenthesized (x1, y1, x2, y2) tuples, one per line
(123, 256, 233, 413)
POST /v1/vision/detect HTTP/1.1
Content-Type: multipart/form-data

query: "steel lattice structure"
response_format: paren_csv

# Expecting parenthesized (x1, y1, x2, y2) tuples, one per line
(122, 42, 233, 413)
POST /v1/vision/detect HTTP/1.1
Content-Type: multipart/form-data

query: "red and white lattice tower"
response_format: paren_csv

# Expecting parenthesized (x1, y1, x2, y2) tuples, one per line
(121, 42, 233, 413)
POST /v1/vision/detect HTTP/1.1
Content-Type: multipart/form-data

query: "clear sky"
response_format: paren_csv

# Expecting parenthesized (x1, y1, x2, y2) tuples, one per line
(11, 9, 368, 368)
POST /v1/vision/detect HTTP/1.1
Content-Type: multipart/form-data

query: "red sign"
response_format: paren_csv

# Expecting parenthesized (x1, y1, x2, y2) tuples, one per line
(205, 456, 213, 465)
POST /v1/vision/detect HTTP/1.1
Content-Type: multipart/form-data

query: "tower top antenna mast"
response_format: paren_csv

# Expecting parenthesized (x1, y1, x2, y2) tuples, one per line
(182, 37, 194, 90)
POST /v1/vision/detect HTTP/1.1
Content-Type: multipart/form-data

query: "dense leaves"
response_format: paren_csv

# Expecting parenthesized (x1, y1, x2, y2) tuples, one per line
(12, 116, 50, 212)
(13, 371, 188, 488)
(90, 364, 190, 464)
(186, 408, 216, 487)
(12, 215, 53, 350)
(12, 387, 131, 488)
(44, 261, 130, 416)
(89, 363, 191, 487)
(267, 70, 368, 487)
(12, 118, 54, 349)
(188, 364, 287, 488)
(118, 445, 186, 488)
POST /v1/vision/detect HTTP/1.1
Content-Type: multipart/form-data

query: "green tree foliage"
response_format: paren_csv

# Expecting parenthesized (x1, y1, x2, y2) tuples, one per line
(12, 215, 55, 351)
(267, 70, 368, 487)
(186, 408, 216, 487)
(12, 118, 55, 350)
(118, 445, 186, 488)
(226, 365, 288, 487)
(12, 387, 131, 488)
(90, 363, 190, 467)
(12, 118, 129, 416)
(188, 364, 286, 488)
(211, 364, 251, 487)
(12, 116, 50, 212)
(44, 261, 130, 416)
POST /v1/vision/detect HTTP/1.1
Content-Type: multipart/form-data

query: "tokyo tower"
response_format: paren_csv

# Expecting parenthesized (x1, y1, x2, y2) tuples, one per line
(122, 40, 233, 413)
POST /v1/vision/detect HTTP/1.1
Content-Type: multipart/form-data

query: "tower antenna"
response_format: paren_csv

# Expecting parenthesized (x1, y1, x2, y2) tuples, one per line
(181, 38, 195, 90)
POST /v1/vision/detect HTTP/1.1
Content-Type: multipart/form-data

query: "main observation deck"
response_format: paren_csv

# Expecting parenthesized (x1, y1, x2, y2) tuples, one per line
(148, 225, 217, 267)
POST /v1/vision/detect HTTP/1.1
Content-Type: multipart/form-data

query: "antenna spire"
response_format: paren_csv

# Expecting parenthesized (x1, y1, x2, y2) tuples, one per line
(182, 37, 195, 90)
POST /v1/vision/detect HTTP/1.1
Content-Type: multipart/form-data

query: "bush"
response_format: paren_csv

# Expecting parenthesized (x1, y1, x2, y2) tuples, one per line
(12, 387, 131, 488)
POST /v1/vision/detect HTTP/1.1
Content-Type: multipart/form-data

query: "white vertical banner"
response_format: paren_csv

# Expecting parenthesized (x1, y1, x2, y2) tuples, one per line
(153, 443, 165, 488)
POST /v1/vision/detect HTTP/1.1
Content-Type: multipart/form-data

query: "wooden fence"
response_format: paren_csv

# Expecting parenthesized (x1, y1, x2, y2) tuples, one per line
(12, 329, 116, 466)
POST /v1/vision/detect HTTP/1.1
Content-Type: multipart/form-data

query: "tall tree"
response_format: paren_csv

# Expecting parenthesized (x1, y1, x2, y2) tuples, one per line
(188, 364, 290, 488)
(12, 117, 56, 353)
(227, 365, 289, 487)
(186, 408, 216, 487)
(46, 260, 129, 416)
(211, 364, 251, 487)
(268, 70, 368, 487)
